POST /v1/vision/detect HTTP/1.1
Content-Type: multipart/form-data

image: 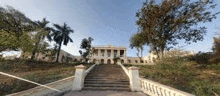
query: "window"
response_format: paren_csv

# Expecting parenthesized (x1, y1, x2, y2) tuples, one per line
(128, 60, 131, 63)
(94, 49, 98, 56)
(120, 50, 124, 57)
(114, 50, 117, 57)
(107, 50, 111, 57)
(101, 50, 104, 57)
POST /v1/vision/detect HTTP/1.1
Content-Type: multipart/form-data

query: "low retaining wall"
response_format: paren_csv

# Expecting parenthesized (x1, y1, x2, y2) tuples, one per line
(125, 63, 155, 65)
(7, 76, 75, 96)
(7, 64, 97, 96)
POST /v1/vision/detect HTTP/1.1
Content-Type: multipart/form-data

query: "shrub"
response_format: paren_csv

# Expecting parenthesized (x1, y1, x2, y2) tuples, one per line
(137, 56, 220, 96)
(189, 80, 214, 96)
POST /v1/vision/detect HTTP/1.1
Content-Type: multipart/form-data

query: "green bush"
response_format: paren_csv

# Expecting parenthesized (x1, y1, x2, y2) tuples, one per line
(137, 56, 220, 96)
(189, 80, 214, 96)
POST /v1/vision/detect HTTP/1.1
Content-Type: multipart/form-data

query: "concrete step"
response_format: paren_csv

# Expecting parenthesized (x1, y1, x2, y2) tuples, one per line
(84, 81, 130, 85)
(85, 79, 129, 82)
(85, 77, 129, 80)
(84, 84, 129, 87)
(83, 64, 131, 91)
(85, 77, 129, 81)
(82, 87, 131, 91)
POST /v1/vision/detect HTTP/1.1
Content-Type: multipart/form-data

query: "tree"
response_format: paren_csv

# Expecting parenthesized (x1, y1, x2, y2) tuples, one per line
(19, 31, 35, 59)
(134, 0, 220, 59)
(51, 23, 74, 62)
(0, 6, 35, 52)
(79, 37, 94, 63)
(46, 44, 59, 62)
(31, 18, 52, 60)
(130, 32, 145, 61)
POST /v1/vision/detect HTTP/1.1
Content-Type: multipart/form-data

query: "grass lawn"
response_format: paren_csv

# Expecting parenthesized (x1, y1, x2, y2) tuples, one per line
(124, 55, 220, 96)
(0, 58, 94, 96)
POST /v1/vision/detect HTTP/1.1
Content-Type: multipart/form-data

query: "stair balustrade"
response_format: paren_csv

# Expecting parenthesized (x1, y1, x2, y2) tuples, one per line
(118, 63, 195, 96)
(139, 77, 195, 96)
(72, 63, 97, 91)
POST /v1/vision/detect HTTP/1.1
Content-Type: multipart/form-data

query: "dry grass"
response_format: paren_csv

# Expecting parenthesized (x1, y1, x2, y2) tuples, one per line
(0, 58, 93, 96)
(125, 55, 220, 96)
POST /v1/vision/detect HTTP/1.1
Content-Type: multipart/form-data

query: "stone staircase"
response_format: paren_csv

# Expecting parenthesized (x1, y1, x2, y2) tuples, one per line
(83, 64, 130, 91)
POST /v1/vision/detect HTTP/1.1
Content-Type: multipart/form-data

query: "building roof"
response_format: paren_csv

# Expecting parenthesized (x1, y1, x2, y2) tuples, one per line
(92, 45, 126, 49)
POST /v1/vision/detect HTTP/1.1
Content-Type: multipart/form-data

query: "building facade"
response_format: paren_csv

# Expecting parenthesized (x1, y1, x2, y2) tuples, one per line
(73, 45, 195, 65)
(73, 45, 155, 64)
(19, 49, 75, 63)
(74, 45, 127, 64)
(19, 45, 195, 64)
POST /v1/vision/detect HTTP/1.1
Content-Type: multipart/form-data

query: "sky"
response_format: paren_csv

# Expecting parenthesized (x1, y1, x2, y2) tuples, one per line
(0, 0, 220, 57)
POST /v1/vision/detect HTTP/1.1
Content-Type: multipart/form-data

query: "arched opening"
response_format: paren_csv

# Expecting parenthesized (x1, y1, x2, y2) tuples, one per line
(74, 59, 77, 62)
(114, 59, 117, 64)
(135, 60, 138, 63)
(101, 59, 104, 64)
(153, 57, 156, 62)
(145, 60, 148, 63)
(121, 60, 124, 64)
(128, 60, 131, 63)
(93, 59, 96, 63)
(107, 59, 111, 64)
(140, 60, 144, 63)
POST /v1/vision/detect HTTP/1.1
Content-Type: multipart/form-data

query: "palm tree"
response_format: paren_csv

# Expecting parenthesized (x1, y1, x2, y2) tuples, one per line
(31, 18, 51, 60)
(51, 23, 73, 62)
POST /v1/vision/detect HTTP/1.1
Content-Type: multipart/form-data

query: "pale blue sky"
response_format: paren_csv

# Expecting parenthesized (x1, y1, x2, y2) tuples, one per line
(0, 0, 220, 57)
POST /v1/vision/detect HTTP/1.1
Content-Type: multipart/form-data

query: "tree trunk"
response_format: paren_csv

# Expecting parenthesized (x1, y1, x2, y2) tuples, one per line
(36, 52, 40, 60)
(21, 51, 25, 59)
(136, 48, 142, 61)
(31, 33, 42, 60)
(155, 48, 160, 60)
(31, 51, 36, 60)
(56, 42, 62, 63)
(31, 42, 39, 60)
(160, 45, 165, 60)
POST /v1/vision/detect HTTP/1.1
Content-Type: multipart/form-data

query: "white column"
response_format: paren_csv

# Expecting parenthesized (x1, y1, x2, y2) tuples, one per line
(124, 50, 126, 58)
(117, 50, 120, 57)
(128, 66, 140, 91)
(72, 65, 87, 90)
(98, 49, 100, 57)
(105, 49, 107, 58)
(111, 49, 114, 58)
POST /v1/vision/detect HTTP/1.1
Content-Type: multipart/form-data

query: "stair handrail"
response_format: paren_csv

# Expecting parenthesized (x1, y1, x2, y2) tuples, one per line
(117, 63, 129, 77)
(139, 77, 195, 96)
(84, 63, 97, 77)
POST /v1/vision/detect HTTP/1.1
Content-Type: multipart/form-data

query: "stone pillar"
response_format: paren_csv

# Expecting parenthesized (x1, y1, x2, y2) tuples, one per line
(124, 50, 126, 58)
(72, 65, 87, 90)
(105, 49, 107, 58)
(98, 49, 100, 57)
(117, 50, 120, 57)
(128, 66, 140, 91)
(111, 49, 114, 58)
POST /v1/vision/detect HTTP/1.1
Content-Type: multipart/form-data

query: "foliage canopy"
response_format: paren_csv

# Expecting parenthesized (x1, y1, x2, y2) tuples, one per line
(132, 0, 220, 59)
